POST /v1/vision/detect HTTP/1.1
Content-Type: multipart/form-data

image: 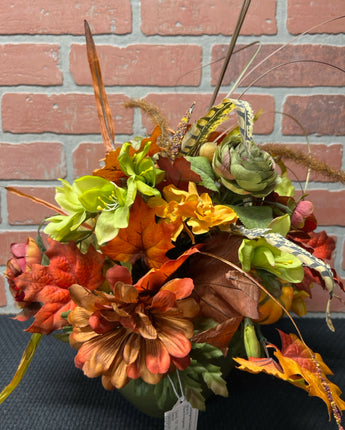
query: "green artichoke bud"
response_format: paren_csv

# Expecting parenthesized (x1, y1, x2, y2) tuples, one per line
(213, 136, 280, 197)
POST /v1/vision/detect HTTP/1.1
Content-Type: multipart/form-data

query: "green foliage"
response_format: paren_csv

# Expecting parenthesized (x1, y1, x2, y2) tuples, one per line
(186, 156, 218, 191)
(230, 205, 273, 229)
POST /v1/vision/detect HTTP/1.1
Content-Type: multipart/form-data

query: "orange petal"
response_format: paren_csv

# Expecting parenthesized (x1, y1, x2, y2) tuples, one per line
(158, 326, 191, 358)
(156, 313, 195, 338)
(112, 281, 138, 303)
(161, 278, 194, 300)
(109, 356, 130, 389)
(136, 311, 157, 340)
(70, 326, 98, 345)
(173, 354, 191, 370)
(69, 284, 99, 311)
(151, 289, 176, 312)
(68, 306, 92, 328)
(176, 297, 200, 319)
(145, 339, 171, 374)
(123, 333, 141, 364)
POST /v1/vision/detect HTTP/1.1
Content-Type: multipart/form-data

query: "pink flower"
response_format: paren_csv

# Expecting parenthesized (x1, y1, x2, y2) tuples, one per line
(291, 200, 317, 232)
(5, 237, 42, 320)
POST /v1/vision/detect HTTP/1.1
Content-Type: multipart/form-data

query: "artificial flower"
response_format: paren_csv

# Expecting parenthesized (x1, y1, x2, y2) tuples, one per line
(5, 237, 43, 320)
(291, 200, 317, 232)
(149, 182, 238, 240)
(213, 136, 280, 197)
(68, 260, 199, 389)
(239, 237, 304, 283)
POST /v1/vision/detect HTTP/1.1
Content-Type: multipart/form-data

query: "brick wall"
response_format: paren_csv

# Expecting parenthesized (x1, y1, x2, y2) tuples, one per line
(0, 0, 344, 314)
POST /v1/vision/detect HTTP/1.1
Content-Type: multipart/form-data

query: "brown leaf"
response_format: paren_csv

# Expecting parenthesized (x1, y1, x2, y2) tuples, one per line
(184, 233, 260, 321)
(157, 155, 201, 189)
(191, 317, 242, 350)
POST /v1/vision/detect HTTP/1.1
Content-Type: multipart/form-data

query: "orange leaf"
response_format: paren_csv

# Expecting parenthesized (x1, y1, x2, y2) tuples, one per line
(234, 330, 345, 420)
(139, 125, 163, 156)
(101, 196, 175, 269)
(93, 146, 126, 183)
(14, 239, 105, 334)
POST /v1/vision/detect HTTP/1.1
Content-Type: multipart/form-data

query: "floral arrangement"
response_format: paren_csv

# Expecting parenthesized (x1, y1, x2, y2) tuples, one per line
(2, 12, 345, 429)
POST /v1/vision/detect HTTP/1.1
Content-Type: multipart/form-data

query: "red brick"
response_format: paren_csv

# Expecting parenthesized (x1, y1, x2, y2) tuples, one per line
(2, 93, 133, 135)
(274, 143, 343, 183)
(0, 44, 62, 86)
(306, 283, 345, 313)
(141, 0, 277, 35)
(211, 44, 345, 88)
(0, 231, 38, 265)
(296, 189, 345, 226)
(0, 0, 131, 35)
(287, 0, 345, 34)
(143, 93, 275, 134)
(70, 44, 202, 86)
(0, 142, 66, 180)
(0, 276, 6, 307)
(283, 96, 345, 136)
(7, 187, 56, 225)
(73, 142, 107, 178)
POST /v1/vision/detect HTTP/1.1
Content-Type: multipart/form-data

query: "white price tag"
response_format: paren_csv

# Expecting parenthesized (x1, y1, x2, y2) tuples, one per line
(164, 398, 199, 430)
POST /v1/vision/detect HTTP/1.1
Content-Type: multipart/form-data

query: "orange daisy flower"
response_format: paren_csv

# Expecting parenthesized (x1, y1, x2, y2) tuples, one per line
(68, 253, 199, 390)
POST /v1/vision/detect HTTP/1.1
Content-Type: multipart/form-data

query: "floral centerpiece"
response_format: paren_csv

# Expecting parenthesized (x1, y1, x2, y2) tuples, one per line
(2, 10, 345, 430)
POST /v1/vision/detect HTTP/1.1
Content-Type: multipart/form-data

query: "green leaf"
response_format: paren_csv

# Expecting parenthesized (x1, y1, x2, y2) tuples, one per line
(53, 332, 70, 343)
(268, 213, 291, 237)
(202, 364, 229, 397)
(186, 156, 218, 191)
(230, 205, 273, 229)
(274, 159, 296, 198)
(192, 342, 224, 361)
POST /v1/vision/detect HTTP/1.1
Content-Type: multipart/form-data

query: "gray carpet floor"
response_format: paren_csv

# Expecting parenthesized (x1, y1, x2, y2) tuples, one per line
(1, 315, 344, 430)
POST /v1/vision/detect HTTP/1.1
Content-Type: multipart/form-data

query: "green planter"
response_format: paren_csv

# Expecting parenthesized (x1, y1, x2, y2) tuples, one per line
(119, 332, 245, 418)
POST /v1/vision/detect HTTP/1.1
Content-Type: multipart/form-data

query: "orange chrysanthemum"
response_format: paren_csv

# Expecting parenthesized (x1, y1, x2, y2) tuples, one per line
(68, 257, 199, 390)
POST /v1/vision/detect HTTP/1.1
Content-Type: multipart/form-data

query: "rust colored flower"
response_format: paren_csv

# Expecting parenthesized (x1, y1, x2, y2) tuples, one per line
(68, 252, 200, 389)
